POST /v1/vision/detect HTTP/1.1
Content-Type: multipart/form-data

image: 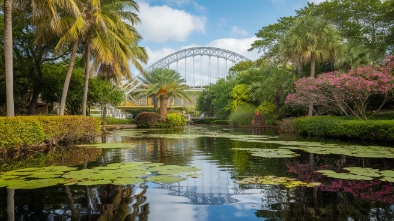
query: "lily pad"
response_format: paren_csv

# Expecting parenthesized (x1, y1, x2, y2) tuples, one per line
(6, 178, 67, 189)
(112, 177, 144, 185)
(233, 148, 297, 158)
(76, 179, 114, 186)
(147, 175, 185, 183)
(344, 167, 381, 178)
(235, 176, 320, 188)
(0, 162, 200, 189)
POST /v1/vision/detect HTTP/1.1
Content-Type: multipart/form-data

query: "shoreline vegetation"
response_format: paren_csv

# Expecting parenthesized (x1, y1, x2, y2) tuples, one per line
(1, 114, 393, 158)
(0, 116, 100, 156)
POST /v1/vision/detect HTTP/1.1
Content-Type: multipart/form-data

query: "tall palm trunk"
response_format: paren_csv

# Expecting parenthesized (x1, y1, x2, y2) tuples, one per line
(82, 42, 91, 116)
(159, 96, 168, 121)
(7, 189, 14, 221)
(4, 0, 14, 117)
(60, 41, 79, 115)
(308, 56, 316, 116)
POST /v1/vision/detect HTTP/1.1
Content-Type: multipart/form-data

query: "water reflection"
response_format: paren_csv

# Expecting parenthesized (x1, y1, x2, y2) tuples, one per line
(1, 126, 394, 220)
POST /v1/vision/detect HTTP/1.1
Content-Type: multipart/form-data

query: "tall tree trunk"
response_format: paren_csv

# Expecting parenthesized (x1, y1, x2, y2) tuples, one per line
(310, 57, 316, 78)
(60, 41, 78, 115)
(7, 189, 14, 221)
(27, 88, 40, 115)
(308, 57, 316, 116)
(82, 42, 91, 116)
(102, 106, 107, 132)
(159, 96, 168, 121)
(4, 0, 14, 117)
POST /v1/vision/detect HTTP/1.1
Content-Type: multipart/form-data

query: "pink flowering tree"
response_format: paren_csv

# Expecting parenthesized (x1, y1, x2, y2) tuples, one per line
(285, 55, 394, 120)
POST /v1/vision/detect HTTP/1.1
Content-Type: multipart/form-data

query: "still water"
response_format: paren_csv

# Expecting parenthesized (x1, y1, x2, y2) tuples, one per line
(1, 126, 394, 221)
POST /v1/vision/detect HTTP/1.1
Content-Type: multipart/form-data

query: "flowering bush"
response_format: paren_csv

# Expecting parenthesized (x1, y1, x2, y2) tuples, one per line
(286, 55, 394, 120)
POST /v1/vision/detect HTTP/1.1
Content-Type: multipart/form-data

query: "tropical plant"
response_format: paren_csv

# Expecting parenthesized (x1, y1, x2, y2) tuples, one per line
(280, 15, 344, 116)
(55, 0, 147, 116)
(138, 68, 190, 120)
(81, 0, 147, 116)
(230, 84, 252, 111)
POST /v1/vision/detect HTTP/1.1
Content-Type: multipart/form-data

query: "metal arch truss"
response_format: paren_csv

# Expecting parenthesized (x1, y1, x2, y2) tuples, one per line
(120, 47, 251, 107)
(146, 47, 251, 71)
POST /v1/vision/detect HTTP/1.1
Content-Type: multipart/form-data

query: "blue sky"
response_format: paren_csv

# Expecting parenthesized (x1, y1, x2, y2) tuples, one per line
(133, 0, 326, 83)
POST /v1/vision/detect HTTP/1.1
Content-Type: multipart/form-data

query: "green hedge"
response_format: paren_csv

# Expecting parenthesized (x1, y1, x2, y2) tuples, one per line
(294, 116, 394, 141)
(0, 116, 101, 149)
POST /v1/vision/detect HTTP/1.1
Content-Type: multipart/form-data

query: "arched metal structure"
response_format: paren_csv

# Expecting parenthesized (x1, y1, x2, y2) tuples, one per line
(146, 47, 251, 71)
(119, 47, 251, 108)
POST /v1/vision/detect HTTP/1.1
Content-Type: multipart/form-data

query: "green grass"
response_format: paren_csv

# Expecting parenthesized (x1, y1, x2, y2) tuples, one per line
(94, 117, 132, 125)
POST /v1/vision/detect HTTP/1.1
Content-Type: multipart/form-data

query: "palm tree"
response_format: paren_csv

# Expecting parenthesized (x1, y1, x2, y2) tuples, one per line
(4, 0, 14, 117)
(55, 0, 146, 116)
(81, 0, 145, 116)
(280, 16, 343, 115)
(334, 40, 370, 72)
(138, 68, 191, 120)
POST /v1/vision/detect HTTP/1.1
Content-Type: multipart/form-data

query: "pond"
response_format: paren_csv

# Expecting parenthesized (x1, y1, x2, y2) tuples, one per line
(1, 125, 394, 221)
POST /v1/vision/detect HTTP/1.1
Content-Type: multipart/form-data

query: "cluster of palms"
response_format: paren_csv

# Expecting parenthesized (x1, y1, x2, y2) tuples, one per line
(3, 0, 148, 117)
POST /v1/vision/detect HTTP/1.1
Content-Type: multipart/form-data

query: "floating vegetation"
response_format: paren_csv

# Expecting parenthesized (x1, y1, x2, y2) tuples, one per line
(235, 176, 321, 188)
(233, 148, 298, 158)
(264, 141, 394, 159)
(317, 167, 394, 182)
(0, 162, 199, 189)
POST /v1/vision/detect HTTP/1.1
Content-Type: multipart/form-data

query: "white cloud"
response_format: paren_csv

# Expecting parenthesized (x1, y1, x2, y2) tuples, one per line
(308, 0, 329, 4)
(230, 26, 249, 37)
(138, 2, 207, 42)
(207, 37, 260, 61)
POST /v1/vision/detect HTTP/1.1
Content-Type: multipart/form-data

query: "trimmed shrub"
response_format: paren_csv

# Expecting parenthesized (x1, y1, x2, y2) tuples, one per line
(36, 116, 101, 145)
(135, 112, 161, 128)
(0, 116, 101, 149)
(0, 117, 45, 148)
(294, 116, 394, 141)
